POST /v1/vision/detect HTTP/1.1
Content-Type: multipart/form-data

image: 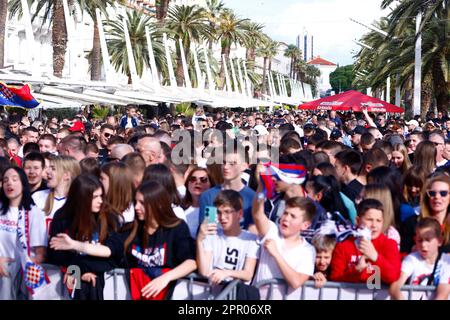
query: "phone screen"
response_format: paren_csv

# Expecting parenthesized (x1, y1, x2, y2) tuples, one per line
(205, 206, 217, 224)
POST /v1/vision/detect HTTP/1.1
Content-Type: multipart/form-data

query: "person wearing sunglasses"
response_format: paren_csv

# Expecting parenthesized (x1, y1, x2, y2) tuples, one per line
(401, 175, 450, 254)
(181, 167, 214, 239)
(96, 124, 115, 164)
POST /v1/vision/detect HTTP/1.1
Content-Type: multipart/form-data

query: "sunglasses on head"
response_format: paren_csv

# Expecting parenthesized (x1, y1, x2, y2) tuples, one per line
(427, 190, 449, 198)
(189, 176, 209, 183)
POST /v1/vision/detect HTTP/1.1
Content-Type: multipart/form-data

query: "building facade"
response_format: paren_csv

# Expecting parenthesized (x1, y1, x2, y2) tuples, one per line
(307, 56, 337, 96)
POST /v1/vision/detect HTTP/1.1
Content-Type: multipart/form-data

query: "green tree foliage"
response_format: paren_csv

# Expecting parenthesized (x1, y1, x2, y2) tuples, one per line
(330, 65, 355, 93)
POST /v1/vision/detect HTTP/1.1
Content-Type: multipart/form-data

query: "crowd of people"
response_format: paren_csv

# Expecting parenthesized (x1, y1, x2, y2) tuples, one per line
(0, 104, 449, 300)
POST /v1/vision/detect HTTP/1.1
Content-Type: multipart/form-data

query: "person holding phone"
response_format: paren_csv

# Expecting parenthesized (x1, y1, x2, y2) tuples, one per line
(197, 190, 259, 285)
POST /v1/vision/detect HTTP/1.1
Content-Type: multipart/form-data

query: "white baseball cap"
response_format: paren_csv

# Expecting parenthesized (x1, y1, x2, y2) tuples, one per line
(406, 119, 419, 127)
(253, 124, 269, 136)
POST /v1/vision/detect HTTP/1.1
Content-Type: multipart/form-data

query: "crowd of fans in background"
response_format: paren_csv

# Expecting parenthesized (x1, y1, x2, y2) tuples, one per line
(0, 104, 449, 300)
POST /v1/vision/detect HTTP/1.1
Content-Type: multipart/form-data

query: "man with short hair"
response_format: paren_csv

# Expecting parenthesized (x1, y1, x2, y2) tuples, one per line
(111, 144, 134, 160)
(136, 135, 163, 166)
(23, 152, 47, 194)
(56, 128, 70, 145)
(38, 134, 57, 154)
(58, 134, 87, 162)
(96, 124, 115, 162)
(407, 130, 424, 162)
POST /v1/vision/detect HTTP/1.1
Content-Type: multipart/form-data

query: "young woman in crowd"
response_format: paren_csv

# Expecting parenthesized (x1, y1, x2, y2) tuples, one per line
(142, 164, 185, 220)
(402, 166, 426, 218)
(123, 181, 197, 299)
(32, 155, 81, 232)
(391, 143, 412, 175)
(363, 184, 401, 248)
(181, 167, 213, 238)
(0, 167, 47, 299)
(100, 162, 135, 226)
(401, 174, 450, 254)
(413, 141, 437, 177)
(48, 174, 124, 300)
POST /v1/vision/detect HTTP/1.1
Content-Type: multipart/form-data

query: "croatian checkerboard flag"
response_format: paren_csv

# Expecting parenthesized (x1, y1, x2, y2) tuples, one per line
(260, 163, 307, 199)
(0, 83, 40, 109)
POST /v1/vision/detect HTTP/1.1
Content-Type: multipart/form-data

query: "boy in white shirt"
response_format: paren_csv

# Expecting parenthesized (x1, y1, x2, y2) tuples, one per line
(252, 190, 316, 291)
(197, 190, 260, 285)
(390, 218, 444, 299)
(435, 253, 450, 300)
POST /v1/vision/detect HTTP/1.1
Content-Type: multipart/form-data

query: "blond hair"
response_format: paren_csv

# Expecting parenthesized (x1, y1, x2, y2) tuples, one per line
(364, 184, 396, 231)
(44, 155, 81, 216)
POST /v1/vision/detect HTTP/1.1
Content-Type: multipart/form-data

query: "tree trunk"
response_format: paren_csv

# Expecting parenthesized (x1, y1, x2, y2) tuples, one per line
(432, 57, 450, 113)
(261, 57, 267, 95)
(218, 44, 230, 89)
(0, 0, 7, 68)
(175, 54, 184, 87)
(156, 0, 170, 23)
(421, 72, 433, 117)
(52, 0, 68, 78)
(91, 17, 101, 81)
(208, 22, 215, 50)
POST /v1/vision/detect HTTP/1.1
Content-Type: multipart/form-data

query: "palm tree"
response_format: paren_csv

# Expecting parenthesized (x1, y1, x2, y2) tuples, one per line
(187, 46, 219, 88)
(9, 0, 69, 77)
(284, 44, 301, 78)
(165, 5, 211, 86)
(155, 0, 171, 23)
(256, 38, 279, 95)
(105, 10, 167, 84)
(77, 0, 126, 81)
(242, 21, 267, 68)
(204, 0, 225, 50)
(0, 0, 7, 68)
(215, 9, 249, 89)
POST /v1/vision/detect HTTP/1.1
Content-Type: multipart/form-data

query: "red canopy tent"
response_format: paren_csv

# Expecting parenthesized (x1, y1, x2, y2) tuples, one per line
(299, 90, 404, 113)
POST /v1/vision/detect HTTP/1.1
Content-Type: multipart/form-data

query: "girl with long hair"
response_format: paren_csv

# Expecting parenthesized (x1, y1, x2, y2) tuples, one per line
(413, 141, 437, 177)
(401, 175, 450, 253)
(32, 155, 81, 232)
(143, 163, 185, 221)
(181, 167, 213, 238)
(123, 181, 196, 299)
(0, 167, 47, 298)
(391, 143, 412, 174)
(402, 166, 426, 217)
(48, 174, 124, 300)
(100, 162, 135, 226)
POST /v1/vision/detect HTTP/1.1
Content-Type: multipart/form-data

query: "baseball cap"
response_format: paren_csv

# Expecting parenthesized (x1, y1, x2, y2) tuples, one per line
(69, 120, 85, 133)
(351, 125, 367, 135)
(253, 124, 269, 136)
(405, 120, 419, 127)
(330, 129, 342, 140)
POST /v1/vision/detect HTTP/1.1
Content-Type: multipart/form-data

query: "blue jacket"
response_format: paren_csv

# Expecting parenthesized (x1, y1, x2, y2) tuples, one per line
(119, 115, 138, 128)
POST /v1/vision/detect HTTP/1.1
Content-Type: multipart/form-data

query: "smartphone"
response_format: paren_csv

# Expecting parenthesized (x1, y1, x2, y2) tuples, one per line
(204, 206, 217, 224)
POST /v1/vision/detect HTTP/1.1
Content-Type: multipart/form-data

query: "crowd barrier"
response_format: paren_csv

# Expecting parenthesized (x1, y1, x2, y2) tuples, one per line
(0, 265, 446, 300)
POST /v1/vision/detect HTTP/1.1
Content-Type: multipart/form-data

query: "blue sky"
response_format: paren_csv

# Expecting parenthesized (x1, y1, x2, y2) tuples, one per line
(223, 0, 389, 66)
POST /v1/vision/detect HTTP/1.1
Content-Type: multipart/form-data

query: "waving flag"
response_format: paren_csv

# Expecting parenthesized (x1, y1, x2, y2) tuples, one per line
(260, 163, 307, 199)
(0, 83, 40, 109)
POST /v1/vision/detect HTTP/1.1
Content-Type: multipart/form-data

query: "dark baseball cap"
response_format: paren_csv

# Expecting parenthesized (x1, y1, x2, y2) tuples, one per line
(351, 125, 367, 135)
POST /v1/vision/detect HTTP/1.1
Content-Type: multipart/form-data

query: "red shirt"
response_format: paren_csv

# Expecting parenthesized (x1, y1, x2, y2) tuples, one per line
(330, 233, 401, 284)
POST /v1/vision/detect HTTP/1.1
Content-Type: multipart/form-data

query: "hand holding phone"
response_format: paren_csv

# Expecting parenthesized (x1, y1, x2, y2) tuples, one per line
(205, 206, 217, 224)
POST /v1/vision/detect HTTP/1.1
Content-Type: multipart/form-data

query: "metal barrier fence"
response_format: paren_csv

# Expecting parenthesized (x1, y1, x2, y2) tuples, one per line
(0, 265, 446, 300)
(254, 278, 440, 300)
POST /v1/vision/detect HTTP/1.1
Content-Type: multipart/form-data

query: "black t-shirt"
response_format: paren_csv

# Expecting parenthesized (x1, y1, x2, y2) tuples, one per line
(126, 221, 196, 272)
(341, 179, 364, 203)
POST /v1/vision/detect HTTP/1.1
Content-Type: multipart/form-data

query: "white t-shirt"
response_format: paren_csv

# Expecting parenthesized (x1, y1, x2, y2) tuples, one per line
(253, 220, 316, 285)
(172, 204, 186, 222)
(32, 190, 67, 232)
(401, 251, 435, 285)
(0, 205, 47, 260)
(203, 229, 260, 282)
(439, 253, 450, 285)
(184, 206, 200, 239)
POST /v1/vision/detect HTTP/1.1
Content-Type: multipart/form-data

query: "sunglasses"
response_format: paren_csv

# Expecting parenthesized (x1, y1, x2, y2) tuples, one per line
(427, 190, 449, 198)
(189, 176, 209, 183)
(103, 132, 113, 138)
(432, 142, 444, 147)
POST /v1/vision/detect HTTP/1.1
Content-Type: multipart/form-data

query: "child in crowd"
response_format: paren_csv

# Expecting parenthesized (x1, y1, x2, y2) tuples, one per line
(252, 190, 317, 291)
(330, 199, 401, 284)
(311, 234, 336, 288)
(389, 218, 444, 299)
(196, 190, 260, 285)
